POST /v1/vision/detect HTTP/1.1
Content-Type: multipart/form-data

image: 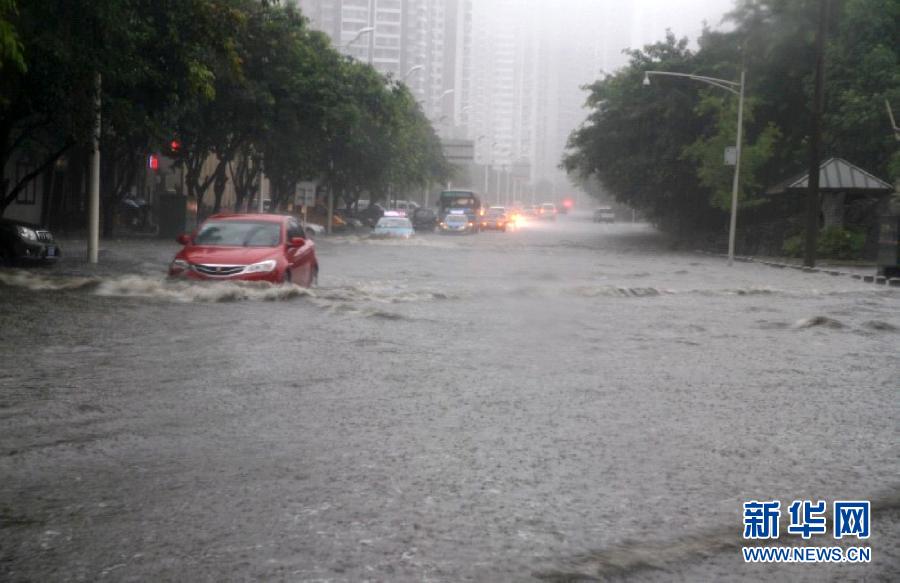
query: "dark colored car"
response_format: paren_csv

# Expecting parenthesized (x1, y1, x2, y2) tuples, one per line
(412, 207, 438, 231)
(359, 203, 387, 227)
(0, 218, 61, 266)
(481, 207, 510, 231)
(593, 207, 616, 223)
(538, 203, 558, 221)
(168, 214, 318, 286)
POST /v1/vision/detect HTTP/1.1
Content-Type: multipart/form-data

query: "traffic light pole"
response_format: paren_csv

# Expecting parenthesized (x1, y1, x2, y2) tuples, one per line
(87, 73, 101, 264)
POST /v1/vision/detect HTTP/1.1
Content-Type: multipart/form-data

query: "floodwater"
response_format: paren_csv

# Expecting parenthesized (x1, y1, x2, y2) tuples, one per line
(1, 214, 898, 581)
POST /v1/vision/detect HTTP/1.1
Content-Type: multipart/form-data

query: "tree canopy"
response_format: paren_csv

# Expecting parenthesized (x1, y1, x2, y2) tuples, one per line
(1, 0, 449, 229)
(564, 0, 899, 237)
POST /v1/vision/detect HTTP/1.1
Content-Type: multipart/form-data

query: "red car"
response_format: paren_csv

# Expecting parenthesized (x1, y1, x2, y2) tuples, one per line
(168, 214, 318, 286)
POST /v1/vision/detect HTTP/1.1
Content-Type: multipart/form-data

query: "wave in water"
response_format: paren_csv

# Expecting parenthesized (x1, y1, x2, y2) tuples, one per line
(0, 270, 313, 303)
(1, 270, 455, 309)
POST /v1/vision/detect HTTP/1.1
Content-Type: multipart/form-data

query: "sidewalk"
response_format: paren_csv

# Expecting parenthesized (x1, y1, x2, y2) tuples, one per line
(697, 249, 900, 286)
(52, 237, 181, 277)
(749, 255, 876, 278)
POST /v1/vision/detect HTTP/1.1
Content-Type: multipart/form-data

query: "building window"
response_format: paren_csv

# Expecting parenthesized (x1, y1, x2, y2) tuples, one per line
(15, 162, 37, 205)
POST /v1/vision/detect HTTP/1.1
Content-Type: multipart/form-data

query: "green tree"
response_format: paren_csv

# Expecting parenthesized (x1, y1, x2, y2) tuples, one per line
(565, 0, 899, 241)
(169, 0, 252, 218)
(0, 0, 100, 214)
(0, 0, 24, 74)
(824, 0, 900, 180)
(564, 33, 719, 233)
(682, 93, 782, 211)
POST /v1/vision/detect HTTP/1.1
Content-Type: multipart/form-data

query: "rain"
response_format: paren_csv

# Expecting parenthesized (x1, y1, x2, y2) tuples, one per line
(1, 1, 898, 581)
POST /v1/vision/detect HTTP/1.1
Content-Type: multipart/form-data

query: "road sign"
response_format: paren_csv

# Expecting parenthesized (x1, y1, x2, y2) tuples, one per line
(724, 146, 737, 166)
(442, 140, 475, 163)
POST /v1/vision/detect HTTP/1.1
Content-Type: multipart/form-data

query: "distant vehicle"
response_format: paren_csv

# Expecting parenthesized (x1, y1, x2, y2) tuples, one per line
(538, 203, 558, 221)
(438, 190, 483, 229)
(507, 207, 523, 225)
(373, 215, 415, 239)
(522, 205, 539, 219)
(390, 200, 421, 214)
(0, 218, 61, 266)
(559, 197, 574, 214)
(593, 207, 616, 223)
(438, 210, 476, 235)
(358, 202, 387, 227)
(411, 207, 438, 231)
(169, 214, 318, 286)
(481, 207, 511, 231)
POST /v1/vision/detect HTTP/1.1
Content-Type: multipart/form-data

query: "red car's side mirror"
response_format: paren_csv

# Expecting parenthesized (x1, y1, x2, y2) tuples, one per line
(176, 234, 191, 245)
(287, 236, 306, 247)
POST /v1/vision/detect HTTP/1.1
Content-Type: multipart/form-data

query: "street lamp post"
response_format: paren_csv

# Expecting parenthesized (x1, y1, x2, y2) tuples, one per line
(342, 26, 374, 64)
(342, 26, 374, 48)
(505, 168, 512, 207)
(404, 65, 424, 82)
(458, 104, 471, 132)
(476, 136, 489, 196)
(887, 100, 900, 141)
(643, 69, 746, 266)
(439, 89, 454, 132)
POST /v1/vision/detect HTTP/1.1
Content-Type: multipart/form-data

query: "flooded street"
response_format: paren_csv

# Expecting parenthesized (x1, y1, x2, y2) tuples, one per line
(1, 215, 898, 581)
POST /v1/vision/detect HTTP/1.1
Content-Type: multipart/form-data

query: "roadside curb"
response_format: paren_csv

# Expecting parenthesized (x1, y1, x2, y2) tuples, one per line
(694, 250, 900, 287)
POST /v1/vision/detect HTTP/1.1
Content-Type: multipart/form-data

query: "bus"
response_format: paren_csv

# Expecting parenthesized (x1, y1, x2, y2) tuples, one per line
(438, 190, 484, 224)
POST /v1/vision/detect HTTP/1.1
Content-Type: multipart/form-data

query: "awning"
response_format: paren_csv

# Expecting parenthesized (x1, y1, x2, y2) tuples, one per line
(767, 157, 893, 194)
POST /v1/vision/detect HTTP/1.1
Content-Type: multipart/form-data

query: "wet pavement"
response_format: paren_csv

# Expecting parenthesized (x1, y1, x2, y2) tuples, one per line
(1, 214, 898, 581)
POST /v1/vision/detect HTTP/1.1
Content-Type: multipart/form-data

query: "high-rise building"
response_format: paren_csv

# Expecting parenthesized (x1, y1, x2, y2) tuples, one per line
(298, 0, 472, 139)
(469, 0, 630, 197)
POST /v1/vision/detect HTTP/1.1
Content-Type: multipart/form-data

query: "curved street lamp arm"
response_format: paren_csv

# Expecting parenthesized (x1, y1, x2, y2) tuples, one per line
(698, 79, 741, 94)
(342, 27, 374, 49)
(887, 99, 900, 140)
(404, 65, 424, 81)
(642, 68, 747, 267)
(644, 70, 741, 95)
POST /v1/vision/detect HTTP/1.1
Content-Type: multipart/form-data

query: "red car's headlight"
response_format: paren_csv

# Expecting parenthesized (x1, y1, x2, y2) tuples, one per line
(170, 259, 189, 274)
(244, 260, 277, 274)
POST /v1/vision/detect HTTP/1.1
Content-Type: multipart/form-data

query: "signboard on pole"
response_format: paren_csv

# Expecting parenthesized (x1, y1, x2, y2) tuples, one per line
(441, 140, 475, 163)
(724, 146, 737, 166)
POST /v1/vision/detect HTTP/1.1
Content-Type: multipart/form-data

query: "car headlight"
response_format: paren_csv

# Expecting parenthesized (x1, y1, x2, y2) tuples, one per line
(244, 259, 277, 273)
(169, 259, 190, 273)
(16, 226, 37, 241)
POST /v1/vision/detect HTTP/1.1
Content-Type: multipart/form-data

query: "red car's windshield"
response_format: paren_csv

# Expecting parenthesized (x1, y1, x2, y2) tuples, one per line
(193, 221, 282, 247)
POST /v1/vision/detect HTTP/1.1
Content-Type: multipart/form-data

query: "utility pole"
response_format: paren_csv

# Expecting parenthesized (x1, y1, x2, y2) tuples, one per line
(505, 169, 511, 207)
(727, 69, 746, 267)
(258, 171, 265, 213)
(643, 69, 745, 265)
(326, 160, 334, 234)
(805, 0, 829, 267)
(886, 99, 900, 141)
(87, 73, 101, 263)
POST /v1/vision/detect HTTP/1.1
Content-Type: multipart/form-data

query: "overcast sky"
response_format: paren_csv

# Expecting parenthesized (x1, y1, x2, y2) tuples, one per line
(630, 0, 737, 49)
